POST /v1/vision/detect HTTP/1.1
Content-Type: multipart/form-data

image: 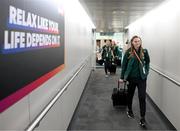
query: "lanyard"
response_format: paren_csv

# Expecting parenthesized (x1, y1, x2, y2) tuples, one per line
(134, 50, 146, 74)
(133, 50, 143, 66)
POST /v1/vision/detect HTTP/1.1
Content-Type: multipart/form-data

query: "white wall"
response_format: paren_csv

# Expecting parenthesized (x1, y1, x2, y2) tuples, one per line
(0, 0, 95, 130)
(127, 0, 180, 129)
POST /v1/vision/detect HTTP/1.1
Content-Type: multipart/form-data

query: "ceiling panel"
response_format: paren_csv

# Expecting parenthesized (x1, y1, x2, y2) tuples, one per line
(79, 0, 167, 32)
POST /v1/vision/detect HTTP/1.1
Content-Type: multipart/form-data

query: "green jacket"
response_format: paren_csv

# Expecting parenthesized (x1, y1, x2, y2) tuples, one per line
(102, 45, 113, 61)
(120, 48, 150, 80)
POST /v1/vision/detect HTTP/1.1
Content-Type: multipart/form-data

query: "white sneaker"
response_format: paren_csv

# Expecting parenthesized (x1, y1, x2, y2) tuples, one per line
(105, 75, 108, 77)
(139, 118, 146, 127)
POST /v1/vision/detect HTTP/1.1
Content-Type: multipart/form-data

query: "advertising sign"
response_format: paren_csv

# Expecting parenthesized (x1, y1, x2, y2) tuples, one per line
(0, 0, 65, 113)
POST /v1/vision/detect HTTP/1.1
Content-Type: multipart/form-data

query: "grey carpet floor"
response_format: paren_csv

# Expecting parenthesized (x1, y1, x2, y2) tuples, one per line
(68, 68, 176, 130)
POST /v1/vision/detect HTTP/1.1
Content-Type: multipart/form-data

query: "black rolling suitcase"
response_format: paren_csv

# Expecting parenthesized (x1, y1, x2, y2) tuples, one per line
(116, 59, 121, 67)
(111, 81, 128, 106)
(114, 58, 121, 67)
(109, 62, 117, 74)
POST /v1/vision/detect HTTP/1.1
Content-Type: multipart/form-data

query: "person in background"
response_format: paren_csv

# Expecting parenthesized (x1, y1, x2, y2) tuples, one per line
(119, 36, 150, 127)
(96, 42, 103, 65)
(102, 40, 113, 77)
(123, 39, 130, 54)
(111, 40, 122, 67)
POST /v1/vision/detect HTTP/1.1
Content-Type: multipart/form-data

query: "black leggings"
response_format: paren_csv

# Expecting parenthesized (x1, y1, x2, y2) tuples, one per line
(127, 79, 147, 117)
(104, 60, 111, 74)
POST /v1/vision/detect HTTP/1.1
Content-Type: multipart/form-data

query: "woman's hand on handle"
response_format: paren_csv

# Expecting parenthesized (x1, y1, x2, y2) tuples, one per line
(118, 79, 124, 83)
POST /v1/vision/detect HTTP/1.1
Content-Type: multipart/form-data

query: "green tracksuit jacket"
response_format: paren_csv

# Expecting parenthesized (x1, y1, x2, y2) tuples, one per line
(120, 48, 150, 80)
(102, 45, 113, 61)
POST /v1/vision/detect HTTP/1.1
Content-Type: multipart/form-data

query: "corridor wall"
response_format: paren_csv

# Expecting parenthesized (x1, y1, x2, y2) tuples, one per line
(127, 0, 180, 129)
(0, 0, 95, 130)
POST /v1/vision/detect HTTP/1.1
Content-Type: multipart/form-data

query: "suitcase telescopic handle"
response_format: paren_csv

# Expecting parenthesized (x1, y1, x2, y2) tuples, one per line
(118, 80, 120, 89)
(118, 80, 127, 91)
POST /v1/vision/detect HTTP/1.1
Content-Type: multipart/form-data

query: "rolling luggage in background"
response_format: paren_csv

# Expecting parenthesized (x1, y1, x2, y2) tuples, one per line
(115, 59, 121, 67)
(109, 62, 117, 74)
(111, 81, 128, 106)
(114, 57, 121, 67)
(97, 59, 104, 65)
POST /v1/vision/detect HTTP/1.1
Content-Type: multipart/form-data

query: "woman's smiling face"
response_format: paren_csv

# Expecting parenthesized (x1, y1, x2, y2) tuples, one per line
(132, 37, 141, 50)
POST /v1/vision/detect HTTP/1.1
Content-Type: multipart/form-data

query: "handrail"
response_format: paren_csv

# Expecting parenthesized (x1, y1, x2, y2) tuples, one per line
(150, 66, 180, 87)
(26, 60, 88, 131)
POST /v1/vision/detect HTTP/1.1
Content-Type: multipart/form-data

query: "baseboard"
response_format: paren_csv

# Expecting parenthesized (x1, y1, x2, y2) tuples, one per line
(67, 69, 93, 130)
(147, 94, 176, 130)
